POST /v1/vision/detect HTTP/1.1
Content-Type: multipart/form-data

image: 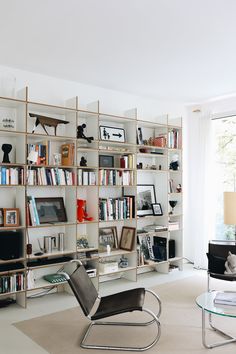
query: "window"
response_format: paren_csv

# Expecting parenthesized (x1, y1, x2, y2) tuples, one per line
(213, 115, 236, 240)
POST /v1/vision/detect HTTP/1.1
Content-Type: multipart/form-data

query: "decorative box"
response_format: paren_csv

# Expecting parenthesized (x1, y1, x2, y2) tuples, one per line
(99, 261, 119, 274)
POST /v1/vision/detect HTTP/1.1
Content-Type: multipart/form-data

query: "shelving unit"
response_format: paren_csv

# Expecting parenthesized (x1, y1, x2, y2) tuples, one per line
(0, 88, 183, 308)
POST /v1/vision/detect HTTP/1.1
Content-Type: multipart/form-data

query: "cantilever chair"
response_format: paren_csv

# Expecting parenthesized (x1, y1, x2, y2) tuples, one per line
(207, 240, 236, 292)
(62, 260, 161, 351)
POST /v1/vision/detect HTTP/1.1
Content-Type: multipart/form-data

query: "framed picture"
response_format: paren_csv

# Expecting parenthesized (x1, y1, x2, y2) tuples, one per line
(35, 197, 67, 224)
(53, 152, 62, 166)
(99, 125, 125, 143)
(137, 184, 156, 216)
(0, 208, 3, 226)
(152, 203, 163, 216)
(120, 227, 136, 251)
(137, 127, 143, 145)
(99, 227, 118, 251)
(3, 208, 19, 227)
(99, 155, 114, 168)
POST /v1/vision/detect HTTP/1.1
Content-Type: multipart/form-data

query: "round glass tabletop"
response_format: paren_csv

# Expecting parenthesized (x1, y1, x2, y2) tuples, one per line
(196, 291, 236, 318)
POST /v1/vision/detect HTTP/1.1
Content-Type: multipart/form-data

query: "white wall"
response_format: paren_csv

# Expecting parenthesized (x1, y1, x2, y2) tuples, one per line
(0, 65, 185, 119)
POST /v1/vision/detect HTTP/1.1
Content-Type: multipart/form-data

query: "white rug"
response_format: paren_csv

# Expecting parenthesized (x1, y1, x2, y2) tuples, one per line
(14, 275, 236, 353)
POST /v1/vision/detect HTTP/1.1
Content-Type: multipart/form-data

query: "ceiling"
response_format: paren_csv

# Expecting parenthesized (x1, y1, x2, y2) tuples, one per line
(0, 0, 236, 103)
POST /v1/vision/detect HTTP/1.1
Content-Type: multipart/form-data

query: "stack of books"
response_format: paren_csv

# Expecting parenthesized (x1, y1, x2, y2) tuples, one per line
(168, 221, 179, 231)
(214, 292, 236, 306)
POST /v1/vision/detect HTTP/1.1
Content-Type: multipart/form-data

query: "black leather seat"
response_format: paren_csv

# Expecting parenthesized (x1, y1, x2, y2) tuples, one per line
(207, 241, 236, 291)
(63, 261, 161, 351)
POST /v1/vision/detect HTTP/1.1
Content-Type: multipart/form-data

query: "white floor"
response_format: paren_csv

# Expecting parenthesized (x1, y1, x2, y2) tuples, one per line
(0, 264, 200, 354)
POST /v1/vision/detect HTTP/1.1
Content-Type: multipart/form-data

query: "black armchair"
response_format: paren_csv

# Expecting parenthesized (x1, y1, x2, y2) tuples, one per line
(207, 240, 236, 291)
(61, 260, 161, 351)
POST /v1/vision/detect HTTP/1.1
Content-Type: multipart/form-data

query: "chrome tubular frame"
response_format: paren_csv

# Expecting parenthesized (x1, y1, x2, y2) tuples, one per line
(202, 309, 236, 348)
(81, 308, 161, 351)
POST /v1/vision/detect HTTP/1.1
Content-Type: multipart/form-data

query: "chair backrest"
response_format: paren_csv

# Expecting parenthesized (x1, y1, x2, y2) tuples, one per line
(68, 265, 98, 317)
(208, 241, 236, 274)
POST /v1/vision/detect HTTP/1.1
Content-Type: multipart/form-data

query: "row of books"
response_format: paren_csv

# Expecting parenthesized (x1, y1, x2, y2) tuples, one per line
(27, 142, 75, 166)
(27, 196, 40, 226)
(0, 273, 24, 293)
(78, 169, 96, 186)
(99, 196, 135, 221)
(120, 154, 134, 169)
(99, 169, 134, 186)
(0, 167, 24, 185)
(27, 167, 76, 186)
(168, 129, 181, 149)
(27, 142, 48, 165)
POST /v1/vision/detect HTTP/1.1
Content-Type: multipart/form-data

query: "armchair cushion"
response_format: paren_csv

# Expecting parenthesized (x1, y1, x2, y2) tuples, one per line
(91, 288, 145, 320)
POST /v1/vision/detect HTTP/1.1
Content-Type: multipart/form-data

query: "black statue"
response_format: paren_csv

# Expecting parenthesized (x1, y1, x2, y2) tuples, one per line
(77, 124, 94, 143)
(169, 160, 179, 171)
(80, 156, 87, 167)
(2, 144, 12, 163)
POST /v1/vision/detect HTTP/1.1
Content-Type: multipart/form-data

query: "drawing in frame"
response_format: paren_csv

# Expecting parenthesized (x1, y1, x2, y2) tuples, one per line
(99, 125, 125, 143)
(0, 208, 3, 226)
(120, 226, 136, 251)
(99, 155, 114, 168)
(99, 226, 118, 251)
(137, 184, 156, 216)
(3, 208, 19, 227)
(152, 203, 163, 216)
(137, 127, 143, 145)
(35, 197, 67, 224)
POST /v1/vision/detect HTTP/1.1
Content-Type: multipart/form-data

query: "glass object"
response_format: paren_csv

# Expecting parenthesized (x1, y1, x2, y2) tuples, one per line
(169, 200, 177, 214)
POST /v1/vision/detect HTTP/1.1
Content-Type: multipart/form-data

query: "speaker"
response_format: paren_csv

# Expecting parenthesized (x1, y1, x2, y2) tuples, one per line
(0, 231, 23, 260)
(169, 239, 175, 258)
(153, 237, 175, 261)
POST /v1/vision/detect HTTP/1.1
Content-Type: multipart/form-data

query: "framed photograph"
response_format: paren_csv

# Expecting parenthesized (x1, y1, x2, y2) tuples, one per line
(137, 184, 156, 216)
(99, 227, 118, 251)
(0, 208, 3, 226)
(53, 152, 62, 166)
(152, 203, 163, 216)
(35, 197, 67, 224)
(3, 208, 19, 227)
(120, 227, 136, 251)
(99, 125, 125, 143)
(99, 155, 114, 168)
(137, 127, 143, 145)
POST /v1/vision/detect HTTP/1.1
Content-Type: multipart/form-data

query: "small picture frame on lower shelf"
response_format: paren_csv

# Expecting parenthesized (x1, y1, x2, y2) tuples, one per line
(3, 208, 19, 227)
(152, 203, 163, 216)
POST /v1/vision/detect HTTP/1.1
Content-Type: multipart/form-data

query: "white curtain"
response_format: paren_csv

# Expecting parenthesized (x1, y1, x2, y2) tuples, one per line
(184, 108, 216, 269)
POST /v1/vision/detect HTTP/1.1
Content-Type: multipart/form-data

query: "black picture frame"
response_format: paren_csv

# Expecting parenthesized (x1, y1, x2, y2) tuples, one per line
(152, 203, 163, 216)
(35, 197, 67, 224)
(137, 184, 156, 216)
(99, 125, 125, 143)
(99, 155, 114, 168)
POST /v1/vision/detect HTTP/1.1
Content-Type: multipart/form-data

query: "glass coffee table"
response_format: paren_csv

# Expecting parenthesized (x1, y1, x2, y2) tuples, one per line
(196, 291, 236, 348)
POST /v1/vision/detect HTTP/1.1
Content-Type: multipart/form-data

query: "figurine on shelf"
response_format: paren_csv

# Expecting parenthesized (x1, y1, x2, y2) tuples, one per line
(2, 144, 12, 163)
(77, 124, 94, 143)
(77, 199, 93, 223)
(176, 184, 182, 193)
(169, 154, 179, 171)
(80, 156, 87, 167)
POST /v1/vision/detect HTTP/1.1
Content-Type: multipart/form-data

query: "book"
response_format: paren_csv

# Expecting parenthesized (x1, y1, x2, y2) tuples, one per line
(61, 143, 75, 166)
(214, 291, 236, 305)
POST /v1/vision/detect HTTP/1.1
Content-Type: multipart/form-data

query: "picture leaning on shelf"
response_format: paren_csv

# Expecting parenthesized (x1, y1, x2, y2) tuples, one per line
(137, 184, 156, 217)
(27, 196, 67, 226)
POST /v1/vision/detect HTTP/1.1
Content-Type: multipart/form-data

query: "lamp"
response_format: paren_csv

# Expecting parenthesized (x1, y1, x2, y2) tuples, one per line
(224, 192, 236, 239)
